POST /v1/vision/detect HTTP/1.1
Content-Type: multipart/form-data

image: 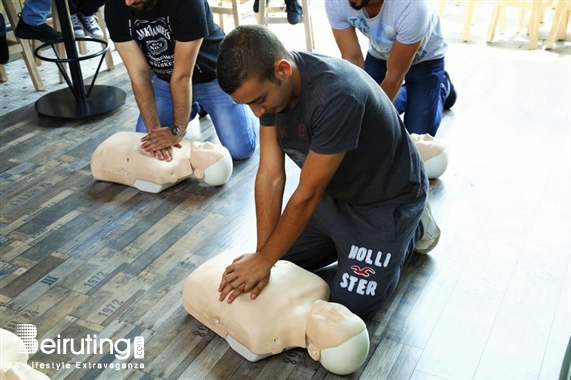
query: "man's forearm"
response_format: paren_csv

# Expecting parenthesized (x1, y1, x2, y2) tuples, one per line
(255, 172, 285, 251)
(170, 77, 191, 129)
(131, 71, 161, 132)
(342, 53, 365, 70)
(380, 75, 403, 103)
(257, 188, 320, 264)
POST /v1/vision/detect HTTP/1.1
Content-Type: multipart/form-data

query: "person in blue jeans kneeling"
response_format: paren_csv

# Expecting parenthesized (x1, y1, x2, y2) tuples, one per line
(105, 0, 258, 162)
(326, 0, 457, 136)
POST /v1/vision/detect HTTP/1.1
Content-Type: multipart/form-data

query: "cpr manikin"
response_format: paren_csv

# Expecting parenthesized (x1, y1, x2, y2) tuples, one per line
(0, 329, 50, 380)
(411, 133, 449, 179)
(182, 249, 370, 375)
(91, 132, 233, 193)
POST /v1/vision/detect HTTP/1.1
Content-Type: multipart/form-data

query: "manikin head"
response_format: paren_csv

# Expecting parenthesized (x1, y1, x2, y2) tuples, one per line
(189, 141, 233, 186)
(410, 133, 449, 179)
(0, 329, 50, 380)
(305, 300, 370, 375)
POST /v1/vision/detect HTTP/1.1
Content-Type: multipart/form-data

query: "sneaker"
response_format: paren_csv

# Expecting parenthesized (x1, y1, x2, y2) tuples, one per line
(78, 13, 103, 38)
(443, 71, 457, 110)
(284, 0, 302, 25)
(14, 14, 63, 44)
(70, 14, 85, 37)
(415, 202, 441, 254)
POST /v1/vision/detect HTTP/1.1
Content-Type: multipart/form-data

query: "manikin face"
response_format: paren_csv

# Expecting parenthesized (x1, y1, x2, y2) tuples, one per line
(190, 141, 224, 174)
(190, 141, 233, 186)
(125, 0, 157, 11)
(192, 141, 217, 154)
(410, 133, 445, 159)
(229, 64, 294, 118)
(305, 300, 369, 375)
(411, 133, 435, 143)
(306, 300, 366, 352)
(410, 133, 436, 147)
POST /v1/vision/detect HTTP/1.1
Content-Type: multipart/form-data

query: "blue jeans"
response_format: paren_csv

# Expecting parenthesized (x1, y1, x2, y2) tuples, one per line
(136, 77, 258, 160)
(365, 54, 447, 136)
(21, 0, 51, 25)
(68, 0, 106, 16)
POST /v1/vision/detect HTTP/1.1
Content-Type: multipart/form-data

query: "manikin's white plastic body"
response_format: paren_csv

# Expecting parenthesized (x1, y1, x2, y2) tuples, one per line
(91, 132, 233, 193)
(0, 329, 50, 380)
(182, 249, 370, 375)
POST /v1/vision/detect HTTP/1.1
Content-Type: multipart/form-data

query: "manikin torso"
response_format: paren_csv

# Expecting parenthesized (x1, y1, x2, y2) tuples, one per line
(0, 329, 50, 380)
(183, 248, 330, 356)
(91, 132, 233, 192)
(182, 249, 370, 375)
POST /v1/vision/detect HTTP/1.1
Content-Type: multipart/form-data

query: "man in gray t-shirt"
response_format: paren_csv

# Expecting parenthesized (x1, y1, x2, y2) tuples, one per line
(214, 25, 440, 318)
(326, 0, 457, 136)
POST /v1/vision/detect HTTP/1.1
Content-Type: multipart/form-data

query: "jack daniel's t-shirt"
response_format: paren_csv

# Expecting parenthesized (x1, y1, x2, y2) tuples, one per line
(105, 0, 224, 83)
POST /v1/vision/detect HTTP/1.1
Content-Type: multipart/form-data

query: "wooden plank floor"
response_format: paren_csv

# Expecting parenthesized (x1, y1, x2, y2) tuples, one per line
(1, 3, 570, 379)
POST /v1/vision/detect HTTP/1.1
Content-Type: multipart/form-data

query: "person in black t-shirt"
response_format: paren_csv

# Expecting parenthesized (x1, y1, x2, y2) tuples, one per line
(105, 0, 258, 162)
(215, 25, 441, 318)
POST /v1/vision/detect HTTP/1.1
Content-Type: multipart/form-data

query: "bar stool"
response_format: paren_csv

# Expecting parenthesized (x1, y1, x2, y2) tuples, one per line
(76, 6, 114, 71)
(486, 0, 553, 49)
(437, 0, 506, 42)
(0, 0, 44, 90)
(209, 0, 252, 31)
(546, 0, 571, 49)
(257, 0, 314, 52)
(32, 0, 125, 119)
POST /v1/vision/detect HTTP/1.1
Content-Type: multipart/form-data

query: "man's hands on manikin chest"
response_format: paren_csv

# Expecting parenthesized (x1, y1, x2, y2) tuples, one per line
(140, 128, 183, 162)
(218, 253, 274, 303)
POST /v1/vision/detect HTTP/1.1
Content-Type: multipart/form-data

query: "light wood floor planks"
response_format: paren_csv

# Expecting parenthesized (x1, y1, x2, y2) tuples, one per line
(1, 3, 570, 379)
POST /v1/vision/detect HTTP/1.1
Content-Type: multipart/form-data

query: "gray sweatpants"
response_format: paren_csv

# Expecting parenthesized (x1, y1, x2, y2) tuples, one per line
(282, 192, 426, 318)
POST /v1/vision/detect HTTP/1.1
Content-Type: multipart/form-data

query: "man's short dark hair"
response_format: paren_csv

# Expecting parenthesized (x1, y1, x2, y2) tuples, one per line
(217, 24, 291, 94)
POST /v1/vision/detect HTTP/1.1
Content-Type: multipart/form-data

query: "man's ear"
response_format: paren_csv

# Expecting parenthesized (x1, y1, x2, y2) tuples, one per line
(275, 59, 292, 79)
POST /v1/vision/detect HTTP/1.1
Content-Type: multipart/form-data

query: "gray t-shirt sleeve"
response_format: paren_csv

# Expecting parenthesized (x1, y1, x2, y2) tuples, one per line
(325, 0, 352, 30)
(392, 0, 430, 44)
